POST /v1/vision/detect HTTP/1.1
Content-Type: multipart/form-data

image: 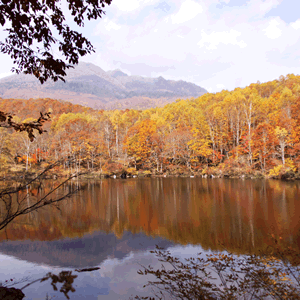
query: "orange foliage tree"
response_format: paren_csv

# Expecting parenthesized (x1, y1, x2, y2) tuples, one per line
(124, 119, 157, 170)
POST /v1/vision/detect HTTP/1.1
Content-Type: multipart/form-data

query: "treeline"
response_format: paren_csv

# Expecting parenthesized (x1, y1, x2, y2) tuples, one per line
(1, 73, 300, 178)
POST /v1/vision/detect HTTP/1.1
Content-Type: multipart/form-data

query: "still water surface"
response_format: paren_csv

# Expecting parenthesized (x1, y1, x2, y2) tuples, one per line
(0, 177, 299, 299)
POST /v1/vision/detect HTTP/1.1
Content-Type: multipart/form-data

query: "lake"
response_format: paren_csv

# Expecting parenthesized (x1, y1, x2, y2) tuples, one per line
(0, 177, 299, 299)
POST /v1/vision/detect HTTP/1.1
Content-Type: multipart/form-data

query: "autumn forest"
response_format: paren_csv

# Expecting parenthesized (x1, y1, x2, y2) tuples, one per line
(1, 73, 300, 179)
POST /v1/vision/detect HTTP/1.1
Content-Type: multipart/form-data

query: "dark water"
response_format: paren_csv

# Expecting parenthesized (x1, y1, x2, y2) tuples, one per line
(0, 178, 300, 299)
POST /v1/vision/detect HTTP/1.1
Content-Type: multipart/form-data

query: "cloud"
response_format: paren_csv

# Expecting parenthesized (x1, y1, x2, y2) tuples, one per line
(110, 0, 141, 12)
(197, 29, 247, 49)
(263, 19, 282, 39)
(291, 19, 300, 30)
(87, 0, 300, 93)
(216, 84, 226, 89)
(110, 0, 161, 13)
(257, 0, 280, 14)
(103, 20, 122, 31)
(169, 0, 203, 24)
(114, 62, 176, 77)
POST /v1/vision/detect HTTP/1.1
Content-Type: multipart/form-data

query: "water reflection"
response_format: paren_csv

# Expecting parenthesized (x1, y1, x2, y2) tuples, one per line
(1, 178, 300, 299)
(1, 178, 299, 254)
(0, 232, 173, 268)
(0, 248, 186, 300)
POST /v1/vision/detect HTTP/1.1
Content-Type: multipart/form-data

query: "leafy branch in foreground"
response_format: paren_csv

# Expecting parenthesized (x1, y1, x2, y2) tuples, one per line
(133, 243, 300, 300)
(0, 111, 51, 141)
(0, 159, 84, 231)
(0, 0, 112, 83)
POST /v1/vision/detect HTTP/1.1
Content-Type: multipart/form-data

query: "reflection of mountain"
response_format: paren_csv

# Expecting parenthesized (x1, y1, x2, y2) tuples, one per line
(0, 231, 173, 268)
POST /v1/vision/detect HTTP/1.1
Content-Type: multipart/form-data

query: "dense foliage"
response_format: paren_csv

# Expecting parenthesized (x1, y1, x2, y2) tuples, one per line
(1, 74, 300, 178)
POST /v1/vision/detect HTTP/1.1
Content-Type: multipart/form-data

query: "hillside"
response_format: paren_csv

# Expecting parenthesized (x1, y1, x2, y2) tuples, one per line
(0, 98, 94, 119)
(0, 62, 207, 110)
(1, 73, 300, 180)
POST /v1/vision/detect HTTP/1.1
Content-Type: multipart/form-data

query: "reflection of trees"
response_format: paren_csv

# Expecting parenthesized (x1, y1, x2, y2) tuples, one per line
(0, 162, 80, 232)
(1, 178, 300, 255)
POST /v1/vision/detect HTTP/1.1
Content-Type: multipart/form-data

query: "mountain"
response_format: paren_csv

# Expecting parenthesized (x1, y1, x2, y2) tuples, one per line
(0, 62, 207, 110)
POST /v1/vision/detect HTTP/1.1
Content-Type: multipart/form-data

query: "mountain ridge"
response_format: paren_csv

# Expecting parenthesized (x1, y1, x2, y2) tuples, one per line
(0, 62, 207, 110)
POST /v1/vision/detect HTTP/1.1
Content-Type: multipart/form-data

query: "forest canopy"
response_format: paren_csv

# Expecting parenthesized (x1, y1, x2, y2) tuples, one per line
(1, 73, 300, 178)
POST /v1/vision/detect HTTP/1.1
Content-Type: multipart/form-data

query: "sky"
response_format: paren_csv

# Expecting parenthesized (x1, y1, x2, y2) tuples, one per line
(0, 0, 300, 93)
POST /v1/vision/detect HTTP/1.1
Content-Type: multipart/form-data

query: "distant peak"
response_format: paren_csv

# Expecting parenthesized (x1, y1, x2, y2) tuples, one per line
(109, 69, 128, 78)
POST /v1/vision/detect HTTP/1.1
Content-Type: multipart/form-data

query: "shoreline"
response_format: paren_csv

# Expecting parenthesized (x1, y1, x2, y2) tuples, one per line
(1, 169, 299, 182)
